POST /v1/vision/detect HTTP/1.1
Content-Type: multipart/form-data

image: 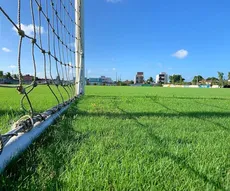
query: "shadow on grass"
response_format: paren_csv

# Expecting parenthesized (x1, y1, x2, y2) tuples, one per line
(193, 100, 228, 111)
(0, 110, 8, 116)
(117, 107, 227, 191)
(77, 110, 230, 122)
(148, 97, 230, 132)
(77, 106, 230, 134)
(0, 109, 22, 117)
(85, 95, 230, 100)
(0, 101, 90, 190)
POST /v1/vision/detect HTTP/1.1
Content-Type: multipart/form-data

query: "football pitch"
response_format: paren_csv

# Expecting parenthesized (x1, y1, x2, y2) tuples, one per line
(1, 86, 230, 190)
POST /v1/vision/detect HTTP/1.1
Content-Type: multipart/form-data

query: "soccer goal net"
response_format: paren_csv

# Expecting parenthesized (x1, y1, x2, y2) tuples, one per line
(0, 0, 84, 158)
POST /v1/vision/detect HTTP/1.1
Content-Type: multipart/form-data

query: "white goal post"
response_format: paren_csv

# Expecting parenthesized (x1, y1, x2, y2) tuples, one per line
(76, 0, 85, 96)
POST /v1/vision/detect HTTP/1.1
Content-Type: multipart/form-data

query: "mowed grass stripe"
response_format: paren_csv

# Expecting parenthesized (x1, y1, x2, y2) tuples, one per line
(1, 86, 230, 190)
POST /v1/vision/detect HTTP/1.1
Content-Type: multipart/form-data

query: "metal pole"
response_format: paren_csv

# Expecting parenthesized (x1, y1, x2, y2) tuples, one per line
(75, 0, 81, 96)
(0, 103, 72, 173)
(81, 0, 85, 94)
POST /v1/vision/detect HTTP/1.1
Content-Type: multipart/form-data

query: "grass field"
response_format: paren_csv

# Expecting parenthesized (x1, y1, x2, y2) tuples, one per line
(0, 85, 72, 134)
(1, 86, 230, 190)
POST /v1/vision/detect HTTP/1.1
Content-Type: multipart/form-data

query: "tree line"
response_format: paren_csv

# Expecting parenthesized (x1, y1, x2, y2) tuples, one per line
(1, 69, 230, 87)
(0, 71, 39, 81)
(0, 70, 18, 80)
(169, 72, 229, 87)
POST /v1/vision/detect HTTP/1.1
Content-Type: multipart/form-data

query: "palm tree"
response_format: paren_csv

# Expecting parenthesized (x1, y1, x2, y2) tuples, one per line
(149, 77, 153, 82)
(218, 72, 224, 87)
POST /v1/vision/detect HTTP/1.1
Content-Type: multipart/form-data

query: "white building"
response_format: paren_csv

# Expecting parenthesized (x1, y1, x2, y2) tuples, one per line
(156, 72, 168, 84)
(88, 76, 113, 85)
(101, 76, 113, 84)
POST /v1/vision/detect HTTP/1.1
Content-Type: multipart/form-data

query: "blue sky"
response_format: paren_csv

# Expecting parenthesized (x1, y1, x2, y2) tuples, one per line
(1, 0, 230, 81)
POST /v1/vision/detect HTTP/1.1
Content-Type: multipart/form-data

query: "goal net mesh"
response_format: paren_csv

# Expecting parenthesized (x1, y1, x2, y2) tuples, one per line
(0, 0, 83, 153)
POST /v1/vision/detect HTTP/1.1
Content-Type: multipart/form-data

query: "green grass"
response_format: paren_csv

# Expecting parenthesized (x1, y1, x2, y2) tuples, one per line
(0, 85, 72, 134)
(1, 86, 230, 190)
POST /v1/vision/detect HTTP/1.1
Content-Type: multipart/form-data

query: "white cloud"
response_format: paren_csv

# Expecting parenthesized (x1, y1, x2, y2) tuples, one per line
(2, 47, 11, 52)
(112, 68, 116, 71)
(8, 65, 16, 69)
(172, 49, 188, 59)
(13, 24, 45, 37)
(106, 0, 122, 3)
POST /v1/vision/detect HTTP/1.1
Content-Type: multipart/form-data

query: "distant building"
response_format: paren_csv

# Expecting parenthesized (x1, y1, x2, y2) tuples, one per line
(88, 78, 102, 85)
(156, 72, 168, 84)
(135, 72, 144, 84)
(123, 80, 133, 86)
(88, 76, 113, 85)
(0, 78, 18, 84)
(100, 76, 113, 84)
(23, 74, 33, 82)
(37, 78, 47, 84)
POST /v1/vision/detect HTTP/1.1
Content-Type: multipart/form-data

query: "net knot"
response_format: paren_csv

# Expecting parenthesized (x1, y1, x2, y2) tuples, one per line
(38, 6, 42, 11)
(37, 114, 45, 121)
(31, 38, 36, 44)
(18, 29, 25, 37)
(33, 81, 38, 87)
(17, 85, 25, 94)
